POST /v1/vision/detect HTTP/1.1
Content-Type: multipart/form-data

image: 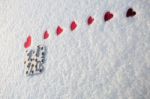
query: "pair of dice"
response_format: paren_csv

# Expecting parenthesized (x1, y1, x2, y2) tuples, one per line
(24, 45, 47, 76)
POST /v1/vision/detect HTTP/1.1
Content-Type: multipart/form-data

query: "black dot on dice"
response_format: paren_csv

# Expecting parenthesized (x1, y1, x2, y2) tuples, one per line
(39, 69, 42, 72)
(27, 63, 30, 68)
(27, 65, 30, 68)
(31, 71, 34, 74)
(26, 71, 28, 74)
(32, 64, 34, 67)
(42, 52, 45, 56)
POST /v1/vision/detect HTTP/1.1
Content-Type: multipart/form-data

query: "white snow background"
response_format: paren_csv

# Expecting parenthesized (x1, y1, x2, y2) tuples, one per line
(0, 0, 150, 99)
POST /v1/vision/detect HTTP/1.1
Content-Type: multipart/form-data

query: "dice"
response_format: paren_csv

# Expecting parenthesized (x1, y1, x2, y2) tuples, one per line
(24, 45, 47, 76)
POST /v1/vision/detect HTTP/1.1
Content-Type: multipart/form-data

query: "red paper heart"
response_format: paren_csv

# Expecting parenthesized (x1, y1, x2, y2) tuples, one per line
(24, 36, 32, 48)
(126, 8, 136, 17)
(104, 12, 113, 22)
(88, 16, 94, 25)
(43, 31, 49, 39)
(71, 21, 77, 31)
(56, 26, 63, 36)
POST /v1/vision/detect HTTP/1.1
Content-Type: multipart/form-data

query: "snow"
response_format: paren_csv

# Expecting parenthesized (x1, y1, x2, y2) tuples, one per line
(0, 0, 150, 99)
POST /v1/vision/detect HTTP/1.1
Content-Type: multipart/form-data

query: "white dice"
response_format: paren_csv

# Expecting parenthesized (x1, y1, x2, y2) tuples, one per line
(24, 45, 47, 76)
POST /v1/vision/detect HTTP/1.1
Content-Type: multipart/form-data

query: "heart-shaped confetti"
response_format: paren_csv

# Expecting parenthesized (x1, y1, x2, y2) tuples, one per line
(104, 12, 113, 22)
(24, 36, 32, 48)
(56, 26, 63, 36)
(43, 31, 49, 39)
(126, 8, 136, 17)
(88, 16, 94, 25)
(71, 21, 77, 31)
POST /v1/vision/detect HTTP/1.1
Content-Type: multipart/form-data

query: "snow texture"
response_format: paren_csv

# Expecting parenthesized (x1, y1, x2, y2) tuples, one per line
(0, 0, 150, 99)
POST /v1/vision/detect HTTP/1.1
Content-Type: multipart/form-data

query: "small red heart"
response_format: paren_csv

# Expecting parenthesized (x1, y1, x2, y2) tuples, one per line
(56, 26, 63, 36)
(70, 21, 77, 31)
(43, 31, 49, 39)
(104, 12, 113, 22)
(24, 35, 32, 48)
(88, 16, 94, 25)
(126, 8, 136, 17)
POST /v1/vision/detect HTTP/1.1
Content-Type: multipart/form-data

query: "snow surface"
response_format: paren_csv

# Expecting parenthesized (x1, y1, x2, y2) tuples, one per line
(0, 0, 150, 99)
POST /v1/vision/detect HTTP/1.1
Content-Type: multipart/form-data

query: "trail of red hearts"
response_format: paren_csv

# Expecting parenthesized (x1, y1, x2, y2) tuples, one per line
(24, 8, 136, 49)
